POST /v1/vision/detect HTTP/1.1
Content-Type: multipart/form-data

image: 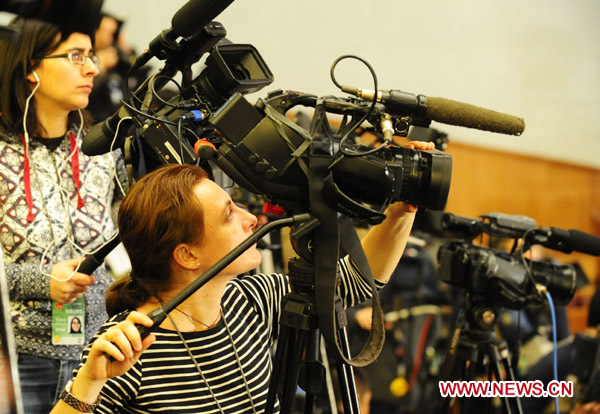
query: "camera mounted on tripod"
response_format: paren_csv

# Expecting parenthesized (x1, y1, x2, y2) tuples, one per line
(434, 213, 600, 414)
(438, 212, 578, 311)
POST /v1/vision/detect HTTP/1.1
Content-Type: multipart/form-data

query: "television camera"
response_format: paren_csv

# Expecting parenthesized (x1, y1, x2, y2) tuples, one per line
(83, 42, 455, 223)
(436, 212, 597, 310)
(434, 212, 600, 414)
(81, 3, 530, 222)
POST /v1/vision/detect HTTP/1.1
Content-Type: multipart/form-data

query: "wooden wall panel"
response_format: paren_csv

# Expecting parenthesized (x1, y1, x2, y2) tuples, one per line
(444, 142, 599, 280)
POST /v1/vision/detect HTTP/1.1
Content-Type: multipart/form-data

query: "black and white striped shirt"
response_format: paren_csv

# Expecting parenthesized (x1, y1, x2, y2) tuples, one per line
(79, 257, 382, 413)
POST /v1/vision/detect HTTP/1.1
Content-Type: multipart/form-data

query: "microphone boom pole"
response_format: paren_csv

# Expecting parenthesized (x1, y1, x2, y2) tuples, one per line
(78, 232, 121, 275)
(127, 213, 311, 341)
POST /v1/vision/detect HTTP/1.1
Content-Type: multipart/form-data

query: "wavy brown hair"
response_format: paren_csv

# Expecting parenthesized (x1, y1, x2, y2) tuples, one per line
(106, 164, 209, 316)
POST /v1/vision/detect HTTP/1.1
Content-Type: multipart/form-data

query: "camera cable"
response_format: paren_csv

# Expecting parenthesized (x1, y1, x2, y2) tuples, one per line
(544, 290, 560, 414)
(118, 99, 200, 143)
(330, 55, 391, 157)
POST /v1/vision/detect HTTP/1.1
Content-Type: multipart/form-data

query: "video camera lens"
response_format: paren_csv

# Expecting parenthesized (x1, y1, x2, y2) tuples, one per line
(329, 146, 452, 213)
(529, 260, 576, 306)
(392, 146, 452, 210)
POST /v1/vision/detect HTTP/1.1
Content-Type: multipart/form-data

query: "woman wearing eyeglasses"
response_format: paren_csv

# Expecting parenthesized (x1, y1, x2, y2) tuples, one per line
(0, 17, 127, 414)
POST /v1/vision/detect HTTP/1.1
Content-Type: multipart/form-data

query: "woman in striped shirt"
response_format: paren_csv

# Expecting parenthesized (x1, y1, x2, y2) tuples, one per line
(51, 148, 431, 413)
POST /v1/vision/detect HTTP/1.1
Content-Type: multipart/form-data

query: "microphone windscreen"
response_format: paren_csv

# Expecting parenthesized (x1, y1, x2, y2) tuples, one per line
(171, 0, 235, 37)
(568, 230, 600, 256)
(426, 97, 525, 136)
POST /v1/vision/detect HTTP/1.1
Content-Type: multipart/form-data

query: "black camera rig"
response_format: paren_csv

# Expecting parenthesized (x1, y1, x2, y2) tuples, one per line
(82, 34, 454, 223)
(80, 2, 532, 222)
(434, 213, 600, 414)
(436, 212, 597, 310)
(73, 2, 536, 412)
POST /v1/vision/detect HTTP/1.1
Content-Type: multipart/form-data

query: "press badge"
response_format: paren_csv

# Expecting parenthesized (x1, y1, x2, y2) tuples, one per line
(52, 297, 85, 345)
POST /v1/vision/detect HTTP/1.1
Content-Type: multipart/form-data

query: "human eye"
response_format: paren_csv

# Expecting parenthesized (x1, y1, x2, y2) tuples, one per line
(225, 202, 234, 222)
(70, 51, 84, 64)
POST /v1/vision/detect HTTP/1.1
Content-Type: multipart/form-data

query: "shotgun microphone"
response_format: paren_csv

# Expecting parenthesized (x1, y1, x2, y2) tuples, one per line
(130, 0, 235, 71)
(529, 227, 600, 256)
(426, 96, 525, 136)
(342, 87, 525, 136)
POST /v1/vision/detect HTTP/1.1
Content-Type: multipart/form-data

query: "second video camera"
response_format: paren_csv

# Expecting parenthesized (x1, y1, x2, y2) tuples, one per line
(437, 212, 580, 309)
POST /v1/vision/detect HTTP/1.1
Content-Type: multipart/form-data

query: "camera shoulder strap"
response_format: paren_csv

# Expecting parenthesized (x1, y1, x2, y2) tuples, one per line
(310, 152, 385, 367)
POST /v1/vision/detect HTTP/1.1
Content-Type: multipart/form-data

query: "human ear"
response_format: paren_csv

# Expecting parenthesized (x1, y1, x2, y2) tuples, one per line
(26, 70, 40, 84)
(172, 243, 201, 270)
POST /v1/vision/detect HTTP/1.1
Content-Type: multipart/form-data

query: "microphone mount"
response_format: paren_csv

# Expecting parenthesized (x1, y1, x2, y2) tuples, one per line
(130, 29, 180, 72)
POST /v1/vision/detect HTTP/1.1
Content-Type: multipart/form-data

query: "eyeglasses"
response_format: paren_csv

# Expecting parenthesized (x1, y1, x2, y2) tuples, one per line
(35, 50, 100, 67)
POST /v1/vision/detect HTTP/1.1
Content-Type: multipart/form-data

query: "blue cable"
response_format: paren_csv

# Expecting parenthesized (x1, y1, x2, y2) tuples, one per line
(545, 291, 559, 414)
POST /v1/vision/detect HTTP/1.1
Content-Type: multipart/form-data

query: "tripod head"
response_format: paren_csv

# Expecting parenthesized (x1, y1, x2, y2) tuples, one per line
(461, 292, 501, 335)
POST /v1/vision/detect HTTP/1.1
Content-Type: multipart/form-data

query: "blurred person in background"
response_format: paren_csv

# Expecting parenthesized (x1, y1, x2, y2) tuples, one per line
(87, 12, 148, 123)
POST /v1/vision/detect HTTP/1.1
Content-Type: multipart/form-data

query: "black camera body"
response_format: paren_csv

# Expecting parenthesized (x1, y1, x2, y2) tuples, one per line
(129, 40, 274, 169)
(437, 212, 577, 309)
(438, 240, 576, 310)
(110, 25, 452, 223)
(201, 91, 452, 220)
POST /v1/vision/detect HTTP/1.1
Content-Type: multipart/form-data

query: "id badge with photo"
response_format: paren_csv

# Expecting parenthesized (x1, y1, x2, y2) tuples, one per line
(52, 297, 85, 345)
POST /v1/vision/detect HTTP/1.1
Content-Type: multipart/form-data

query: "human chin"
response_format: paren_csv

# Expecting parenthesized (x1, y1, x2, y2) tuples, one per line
(250, 249, 263, 267)
(68, 97, 89, 111)
(239, 249, 263, 273)
(242, 248, 262, 268)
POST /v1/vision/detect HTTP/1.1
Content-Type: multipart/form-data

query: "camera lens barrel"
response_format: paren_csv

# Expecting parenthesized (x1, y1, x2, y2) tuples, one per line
(529, 260, 577, 306)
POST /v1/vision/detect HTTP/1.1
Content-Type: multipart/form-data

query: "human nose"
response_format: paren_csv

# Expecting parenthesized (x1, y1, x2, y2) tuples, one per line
(243, 209, 258, 231)
(82, 57, 100, 77)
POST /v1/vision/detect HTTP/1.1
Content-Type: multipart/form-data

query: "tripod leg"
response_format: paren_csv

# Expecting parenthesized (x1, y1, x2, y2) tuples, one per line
(266, 323, 293, 413)
(266, 290, 316, 414)
(438, 356, 469, 414)
(335, 327, 360, 414)
(498, 345, 524, 414)
(461, 347, 483, 414)
(299, 329, 327, 414)
(281, 329, 308, 414)
(320, 339, 338, 414)
(487, 343, 520, 414)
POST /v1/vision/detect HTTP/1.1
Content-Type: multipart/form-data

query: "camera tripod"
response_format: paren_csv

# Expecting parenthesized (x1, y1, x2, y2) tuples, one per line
(435, 296, 524, 414)
(262, 205, 386, 414)
(264, 256, 360, 414)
